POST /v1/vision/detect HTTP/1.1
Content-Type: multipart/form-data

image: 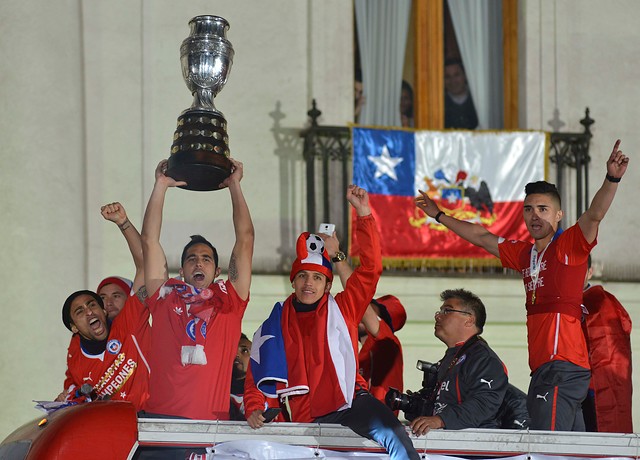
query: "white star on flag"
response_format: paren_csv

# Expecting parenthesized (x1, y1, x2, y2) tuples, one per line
(250, 325, 274, 365)
(368, 145, 403, 181)
(120, 391, 127, 398)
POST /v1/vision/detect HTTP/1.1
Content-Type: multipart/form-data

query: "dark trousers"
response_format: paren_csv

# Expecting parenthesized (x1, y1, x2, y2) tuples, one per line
(315, 392, 420, 460)
(527, 360, 591, 431)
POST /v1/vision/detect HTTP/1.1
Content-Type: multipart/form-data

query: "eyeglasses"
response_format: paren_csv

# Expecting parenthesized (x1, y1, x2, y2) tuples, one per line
(434, 308, 472, 317)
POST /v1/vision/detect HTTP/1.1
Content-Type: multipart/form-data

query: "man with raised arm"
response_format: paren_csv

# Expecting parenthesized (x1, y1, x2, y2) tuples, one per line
(58, 202, 150, 409)
(415, 140, 629, 431)
(141, 157, 254, 420)
(244, 185, 419, 460)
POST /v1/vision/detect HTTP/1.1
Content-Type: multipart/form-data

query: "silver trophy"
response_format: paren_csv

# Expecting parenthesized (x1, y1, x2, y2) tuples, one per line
(167, 15, 234, 191)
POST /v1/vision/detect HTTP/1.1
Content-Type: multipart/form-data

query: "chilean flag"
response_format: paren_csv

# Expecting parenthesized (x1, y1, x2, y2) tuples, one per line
(351, 128, 547, 261)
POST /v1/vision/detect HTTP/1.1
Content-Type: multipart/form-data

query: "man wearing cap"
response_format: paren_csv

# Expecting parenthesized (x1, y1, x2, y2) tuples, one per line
(140, 158, 254, 420)
(357, 295, 406, 405)
(244, 185, 419, 460)
(57, 202, 149, 409)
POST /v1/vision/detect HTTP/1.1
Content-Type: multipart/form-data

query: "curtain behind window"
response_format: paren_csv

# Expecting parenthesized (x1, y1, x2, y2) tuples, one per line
(448, 0, 504, 129)
(355, 0, 412, 127)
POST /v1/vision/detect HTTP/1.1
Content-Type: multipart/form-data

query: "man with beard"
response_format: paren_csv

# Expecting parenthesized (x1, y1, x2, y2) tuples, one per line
(229, 333, 252, 420)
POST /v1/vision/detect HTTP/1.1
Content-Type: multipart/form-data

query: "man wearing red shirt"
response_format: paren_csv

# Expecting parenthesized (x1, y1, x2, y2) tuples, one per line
(141, 157, 254, 420)
(245, 185, 419, 460)
(62, 203, 143, 386)
(60, 289, 150, 410)
(415, 140, 629, 431)
(58, 201, 149, 409)
(357, 295, 406, 405)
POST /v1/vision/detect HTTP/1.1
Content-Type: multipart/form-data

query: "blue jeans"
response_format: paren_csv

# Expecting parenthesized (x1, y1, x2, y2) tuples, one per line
(315, 391, 419, 460)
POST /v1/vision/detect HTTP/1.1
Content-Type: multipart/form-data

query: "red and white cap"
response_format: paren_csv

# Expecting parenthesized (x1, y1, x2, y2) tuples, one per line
(97, 276, 133, 296)
(289, 232, 333, 282)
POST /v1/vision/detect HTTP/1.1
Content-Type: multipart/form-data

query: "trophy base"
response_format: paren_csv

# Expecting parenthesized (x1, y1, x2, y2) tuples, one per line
(167, 110, 231, 191)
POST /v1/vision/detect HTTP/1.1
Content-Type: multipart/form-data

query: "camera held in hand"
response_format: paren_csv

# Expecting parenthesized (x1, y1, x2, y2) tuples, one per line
(385, 359, 439, 421)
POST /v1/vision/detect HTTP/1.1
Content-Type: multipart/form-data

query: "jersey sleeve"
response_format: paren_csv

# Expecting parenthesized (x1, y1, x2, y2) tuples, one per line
(335, 215, 382, 323)
(243, 361, 267, 416)
(554, 224, 596, 265)
(498, 239, 529, 271)
(61, 341, 85, 404)
(114, 294, 150, 336)
(365, 321, 403, 401)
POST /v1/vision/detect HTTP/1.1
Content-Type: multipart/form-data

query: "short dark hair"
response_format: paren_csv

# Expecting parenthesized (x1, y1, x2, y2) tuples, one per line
(524, 181, 562, 208)
(180, 235, 219, 268)
(62, 290, 104, 332)
(440, 288, 486, 334)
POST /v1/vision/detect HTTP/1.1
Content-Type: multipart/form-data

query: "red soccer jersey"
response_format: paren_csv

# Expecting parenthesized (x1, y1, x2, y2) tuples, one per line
(144, 279, 248, 420)
(63, 294, 150, 410)
(358, 319, 403, 404)
(498, 225, 595, 373)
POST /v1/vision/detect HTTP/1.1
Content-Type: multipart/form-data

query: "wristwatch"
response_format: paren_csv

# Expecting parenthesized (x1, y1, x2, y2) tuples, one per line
(332, 251, 347, 263)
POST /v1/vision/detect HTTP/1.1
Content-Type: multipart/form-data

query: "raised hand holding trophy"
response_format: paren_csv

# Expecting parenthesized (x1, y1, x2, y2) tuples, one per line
(166, 15, 234, 191)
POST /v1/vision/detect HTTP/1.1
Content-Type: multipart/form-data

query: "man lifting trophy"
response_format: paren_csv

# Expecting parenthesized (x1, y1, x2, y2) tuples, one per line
(166, 15, 234, 191)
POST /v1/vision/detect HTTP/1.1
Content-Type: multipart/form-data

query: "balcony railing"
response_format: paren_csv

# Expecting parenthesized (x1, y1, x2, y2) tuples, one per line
(300, 100, 594, 271)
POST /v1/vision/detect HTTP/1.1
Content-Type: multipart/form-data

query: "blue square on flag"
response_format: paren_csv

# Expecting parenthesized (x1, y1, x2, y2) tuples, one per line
(440, 187, 464, 211)
(352, 128, 415, 197)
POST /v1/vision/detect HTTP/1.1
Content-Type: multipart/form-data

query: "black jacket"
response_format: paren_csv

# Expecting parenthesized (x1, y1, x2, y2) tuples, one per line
(433, 336, 508, 429)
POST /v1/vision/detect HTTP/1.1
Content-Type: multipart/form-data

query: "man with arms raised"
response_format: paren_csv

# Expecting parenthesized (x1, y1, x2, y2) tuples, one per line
(141, 158, 254, 420)
(415, 140, 629, 430)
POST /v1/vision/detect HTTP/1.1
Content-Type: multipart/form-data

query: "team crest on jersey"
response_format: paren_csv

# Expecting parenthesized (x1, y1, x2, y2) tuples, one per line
(186, 319, 207, 342)
(456, 354, 467, 366)
(217, 279, 227, 294)
(107, 339, 122, 354)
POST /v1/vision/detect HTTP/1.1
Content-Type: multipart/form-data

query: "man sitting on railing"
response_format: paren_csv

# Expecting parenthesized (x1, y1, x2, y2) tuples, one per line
(244, 185, 419, 460)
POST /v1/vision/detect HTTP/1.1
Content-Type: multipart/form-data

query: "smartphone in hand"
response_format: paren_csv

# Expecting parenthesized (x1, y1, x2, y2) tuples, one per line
(318, 223, 335, 236)
(262, 407, 282, 423)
